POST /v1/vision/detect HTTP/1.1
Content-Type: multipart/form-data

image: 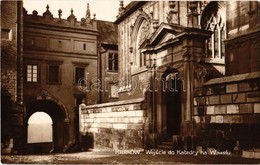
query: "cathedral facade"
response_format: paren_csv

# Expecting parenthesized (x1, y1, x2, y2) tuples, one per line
(80, 1, 260, 155)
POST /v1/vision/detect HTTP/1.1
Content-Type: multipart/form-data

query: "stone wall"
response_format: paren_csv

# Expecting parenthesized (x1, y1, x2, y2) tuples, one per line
(79, 98, 147, 150)
(193, 71, 260, 150)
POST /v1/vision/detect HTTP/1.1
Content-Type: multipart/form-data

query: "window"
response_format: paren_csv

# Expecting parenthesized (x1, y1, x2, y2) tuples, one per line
(26, 64, 38, 82)
(135, 19, 150, 67)
(108, 53, 118, 71)
(1, 28, 11, 40)
(201, 2, 226, 60)
(75, 67, 85, 84)
(110, 84, 119, 98)
(83, 43, 86, 50)
(48, 64, 60, 84)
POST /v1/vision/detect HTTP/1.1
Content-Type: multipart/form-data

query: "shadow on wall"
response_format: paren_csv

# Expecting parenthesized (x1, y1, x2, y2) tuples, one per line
(195, 123, 260, 152)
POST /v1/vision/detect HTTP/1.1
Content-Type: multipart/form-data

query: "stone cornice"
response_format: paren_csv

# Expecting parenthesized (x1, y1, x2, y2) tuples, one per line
(204, 71, 260, 86)
(23, 21, 98, 36)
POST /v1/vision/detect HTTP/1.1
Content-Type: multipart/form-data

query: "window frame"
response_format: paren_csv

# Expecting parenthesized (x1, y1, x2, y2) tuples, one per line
(47, 62, 62, 85)
(25, 64, 39, 83)
(72, 62, 88, 86)
(107, 52, 118, 72)
(74, 66, 86, 85)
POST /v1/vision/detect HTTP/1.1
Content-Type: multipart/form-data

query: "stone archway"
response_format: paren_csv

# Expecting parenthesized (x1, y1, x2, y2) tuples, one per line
(27, 112, 53, 153)
(26, 99, 68, 153)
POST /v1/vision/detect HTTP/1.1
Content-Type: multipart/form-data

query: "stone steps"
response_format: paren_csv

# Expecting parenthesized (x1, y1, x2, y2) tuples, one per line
(156, 137, 174, 150)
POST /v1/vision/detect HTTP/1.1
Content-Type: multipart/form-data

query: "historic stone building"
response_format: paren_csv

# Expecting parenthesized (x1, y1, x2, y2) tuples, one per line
(1, 1, 24, 154)
(80, 1, 260, 156)
(1, 1, 118, 154)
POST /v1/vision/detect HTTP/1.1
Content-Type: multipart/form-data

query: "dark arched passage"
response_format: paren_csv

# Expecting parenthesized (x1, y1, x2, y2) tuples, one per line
(26, 100, 67, 153)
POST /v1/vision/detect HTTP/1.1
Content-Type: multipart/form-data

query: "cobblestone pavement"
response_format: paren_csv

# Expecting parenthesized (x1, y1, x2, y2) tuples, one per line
(1, 150, 260, 164)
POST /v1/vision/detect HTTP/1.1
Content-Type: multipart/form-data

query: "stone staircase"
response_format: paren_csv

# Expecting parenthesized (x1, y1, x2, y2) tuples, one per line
(156, 138, 174, 150)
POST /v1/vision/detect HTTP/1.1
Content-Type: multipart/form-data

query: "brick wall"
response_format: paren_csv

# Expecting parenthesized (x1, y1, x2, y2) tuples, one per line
(193, 71, 260, 150)
(79, 98, 146, 150)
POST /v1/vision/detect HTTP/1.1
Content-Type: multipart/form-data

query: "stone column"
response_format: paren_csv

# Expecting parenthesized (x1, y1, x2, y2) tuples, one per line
(180, 28, 212, 138)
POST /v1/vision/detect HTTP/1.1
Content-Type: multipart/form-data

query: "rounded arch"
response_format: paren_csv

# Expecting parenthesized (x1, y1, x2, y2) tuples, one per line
(131, 11, 152, 67)
(25, 99, 68, 153)
(26, 99, 67, 122)
(36, 90, 69, 121)
(28, 111, 53, 124)
(131, 11, 152, 41)
(28, 112, 53, 144)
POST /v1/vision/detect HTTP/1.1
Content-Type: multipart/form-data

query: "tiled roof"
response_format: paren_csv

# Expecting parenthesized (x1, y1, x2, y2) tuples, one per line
(97, 20, 118, 45)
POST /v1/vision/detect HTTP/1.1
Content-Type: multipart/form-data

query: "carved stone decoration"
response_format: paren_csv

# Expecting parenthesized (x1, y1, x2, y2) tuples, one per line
(43, 4, 53, 21)
(32, 10, 38, 16)
(194, 64, 207, 87)
(195, 64, 207, 80)
(152, 20, 159, 30)
(169, 1, 176, 9)
(58, 9, 62, 22)
(117, 1, 125, 18)
(37, 90, 50, 100)
(166, 12, 172, 23)
(138, 19, 150, 46)
(167, 1, 178, 23)
(67, 8, 77, 23)
(81, 18, 86, 26)
(86, 3, 91, 24)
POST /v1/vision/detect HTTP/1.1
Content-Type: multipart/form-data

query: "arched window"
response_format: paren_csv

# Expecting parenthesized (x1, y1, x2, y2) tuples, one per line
(131, 12, 151, 69)
(136, 19, 149, 67)
(28, 112, 53, 143)
(201, 2, 226, 60)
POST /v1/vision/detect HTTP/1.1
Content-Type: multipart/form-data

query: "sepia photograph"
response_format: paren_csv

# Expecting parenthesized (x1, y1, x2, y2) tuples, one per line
(1, 0, 260, 164)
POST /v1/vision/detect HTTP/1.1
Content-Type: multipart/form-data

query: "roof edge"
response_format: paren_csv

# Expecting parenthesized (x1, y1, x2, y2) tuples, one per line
(114, 1, 147, 24)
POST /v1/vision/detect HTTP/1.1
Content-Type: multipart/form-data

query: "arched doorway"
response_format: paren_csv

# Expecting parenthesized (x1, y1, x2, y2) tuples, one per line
(28, 112, 53, 153)
(26, 100, 67, 153)
(162, 69, 182, 137)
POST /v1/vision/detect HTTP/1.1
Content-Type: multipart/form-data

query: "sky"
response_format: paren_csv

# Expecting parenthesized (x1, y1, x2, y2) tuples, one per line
(23, 0, 132, 22)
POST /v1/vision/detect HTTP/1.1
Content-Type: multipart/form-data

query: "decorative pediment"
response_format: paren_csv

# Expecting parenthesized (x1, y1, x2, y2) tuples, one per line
(148, 23, 185, 47)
